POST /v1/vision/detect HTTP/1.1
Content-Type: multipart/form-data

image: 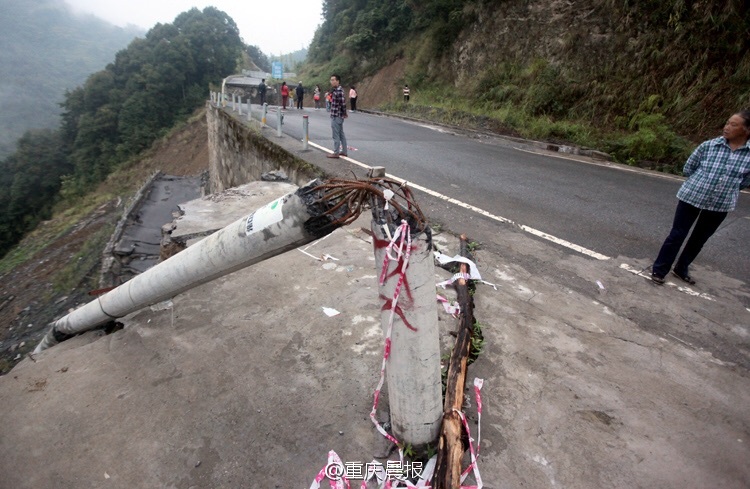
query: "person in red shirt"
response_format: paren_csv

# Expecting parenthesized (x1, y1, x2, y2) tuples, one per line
(280, 82, 289, 110)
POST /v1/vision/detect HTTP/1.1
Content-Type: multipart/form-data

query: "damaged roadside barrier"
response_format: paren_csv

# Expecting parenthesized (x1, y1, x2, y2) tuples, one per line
(34, 179, 356, 353)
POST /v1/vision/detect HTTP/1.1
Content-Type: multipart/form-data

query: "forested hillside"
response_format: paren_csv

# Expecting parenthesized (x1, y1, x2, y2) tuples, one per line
(304, 0, 749, 165)
(0, 0, 143, 159)
(0, 7, 244, 258)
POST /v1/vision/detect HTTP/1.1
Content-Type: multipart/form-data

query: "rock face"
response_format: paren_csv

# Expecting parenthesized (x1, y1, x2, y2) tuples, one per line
(452, 1, 616, 82)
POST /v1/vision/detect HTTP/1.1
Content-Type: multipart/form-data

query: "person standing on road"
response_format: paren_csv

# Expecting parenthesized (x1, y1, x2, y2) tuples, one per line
(258, 78, 267, 106)
(313, 85, 321, 109)
(403, 84, 410, 102)
(280, 82, 289, 110)
(327, 74, 348, 158)
(296, 82, 305, 110)
(349, 85, 358, 112)
(651, 110, 750, 285)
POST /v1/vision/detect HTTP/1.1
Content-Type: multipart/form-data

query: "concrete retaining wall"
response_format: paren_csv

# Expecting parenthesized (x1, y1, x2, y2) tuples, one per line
(206, 104, 320, 193)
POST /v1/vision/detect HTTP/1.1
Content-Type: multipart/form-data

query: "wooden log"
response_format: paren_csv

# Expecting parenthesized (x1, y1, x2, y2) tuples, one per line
(434, 235, 475, 488)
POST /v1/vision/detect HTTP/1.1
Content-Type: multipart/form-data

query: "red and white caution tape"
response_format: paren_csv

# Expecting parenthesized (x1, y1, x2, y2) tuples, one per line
(311, 377, 486, 488)
(382, 378, 485, 488)
(460, 378, 484, 486)
(312, 223, 489, 488)
(436, 294, 460, 317)
(433, 252, 497, 290)
(371, 220, 411, 456)
(436, 272, 472, 289)
(310, 450, 351, 489)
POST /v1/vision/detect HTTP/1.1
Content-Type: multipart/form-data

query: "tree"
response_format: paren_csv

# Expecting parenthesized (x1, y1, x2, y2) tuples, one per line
(246, 45, 271, 72)
(0, 129, 71, 256)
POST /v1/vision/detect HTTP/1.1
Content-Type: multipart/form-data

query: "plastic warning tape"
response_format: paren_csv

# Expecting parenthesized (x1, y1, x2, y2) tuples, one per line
(311, 221, 488, 488)
(371, 220, 412, 452)
(309, 450, 351, 489)
(311, 377, 485, 488)
(460, 378, 484, 485)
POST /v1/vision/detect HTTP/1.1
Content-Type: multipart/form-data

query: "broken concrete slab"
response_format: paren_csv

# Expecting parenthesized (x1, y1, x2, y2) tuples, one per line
(168, 181, 298, 242)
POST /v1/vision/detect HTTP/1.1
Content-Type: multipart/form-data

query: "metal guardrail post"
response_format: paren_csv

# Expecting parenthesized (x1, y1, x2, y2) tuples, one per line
(303, 115, 309, 150)
(277, 105, 283, 137)
(262, 103, 268, 126)
(238, 96, 242, 115)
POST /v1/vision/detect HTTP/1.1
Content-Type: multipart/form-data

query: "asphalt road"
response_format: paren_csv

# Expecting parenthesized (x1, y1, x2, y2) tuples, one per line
(246, 104, 750, 284)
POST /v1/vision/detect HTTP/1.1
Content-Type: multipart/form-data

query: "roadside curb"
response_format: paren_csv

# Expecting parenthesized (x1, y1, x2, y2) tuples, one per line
(357, 108, 613, 161)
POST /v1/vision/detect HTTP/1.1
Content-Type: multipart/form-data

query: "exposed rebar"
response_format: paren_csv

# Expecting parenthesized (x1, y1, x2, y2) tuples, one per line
(309, 177, 427, 232)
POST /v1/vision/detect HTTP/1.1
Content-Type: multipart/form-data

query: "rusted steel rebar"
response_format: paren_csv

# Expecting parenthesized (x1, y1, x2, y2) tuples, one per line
(312, 177, 427, 230)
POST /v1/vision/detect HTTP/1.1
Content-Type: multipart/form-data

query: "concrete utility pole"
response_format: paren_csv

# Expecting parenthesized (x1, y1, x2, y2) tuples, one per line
(34, 180, 351, 353)
(369, 168, 442, 447)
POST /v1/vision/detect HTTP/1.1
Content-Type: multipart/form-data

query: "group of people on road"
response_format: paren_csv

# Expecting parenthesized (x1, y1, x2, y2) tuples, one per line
(257, 79, 358, 112)
(277, 81, 306, 110)
(257, 75, 749, 284)
(255, 74, 350, 158)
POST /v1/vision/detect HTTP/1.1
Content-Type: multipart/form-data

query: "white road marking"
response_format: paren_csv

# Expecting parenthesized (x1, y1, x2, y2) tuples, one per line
(283, 113, 745, 304)
(619, 263, 716, 301)
(309, 141, 610, 260)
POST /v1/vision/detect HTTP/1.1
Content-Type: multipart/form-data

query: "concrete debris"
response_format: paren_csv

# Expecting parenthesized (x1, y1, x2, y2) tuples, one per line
(261, 169, 290, 182)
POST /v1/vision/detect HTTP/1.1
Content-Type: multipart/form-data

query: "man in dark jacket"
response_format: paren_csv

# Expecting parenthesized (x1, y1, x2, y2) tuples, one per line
(296, 82, 304, 110)
(258, 79, 267, 106)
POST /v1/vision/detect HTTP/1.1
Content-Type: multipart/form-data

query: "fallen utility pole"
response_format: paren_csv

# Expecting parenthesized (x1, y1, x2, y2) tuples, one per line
(34, 180, 350, 353)
(434, 235, 476, 488)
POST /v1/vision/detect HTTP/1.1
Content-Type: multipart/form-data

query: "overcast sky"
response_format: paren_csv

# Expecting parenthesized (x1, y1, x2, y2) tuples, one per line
(65, 0, 324, 55)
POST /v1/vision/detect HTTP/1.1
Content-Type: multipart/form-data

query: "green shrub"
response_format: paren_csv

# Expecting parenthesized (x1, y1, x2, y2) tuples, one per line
(607, 112, 692, 167)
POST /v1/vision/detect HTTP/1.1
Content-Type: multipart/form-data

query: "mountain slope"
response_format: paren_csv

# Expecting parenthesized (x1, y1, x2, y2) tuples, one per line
(0, 0, 143, 158)
(304, 0, 749, 164)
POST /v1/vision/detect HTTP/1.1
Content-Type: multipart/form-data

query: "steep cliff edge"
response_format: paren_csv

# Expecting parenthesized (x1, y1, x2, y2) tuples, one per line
(0, 111, 209, 374)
